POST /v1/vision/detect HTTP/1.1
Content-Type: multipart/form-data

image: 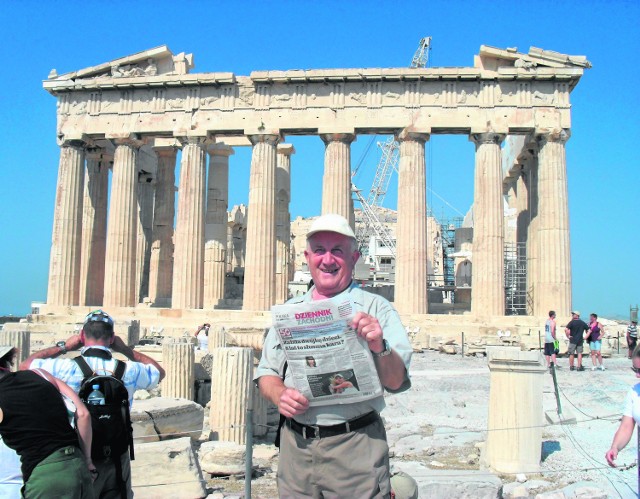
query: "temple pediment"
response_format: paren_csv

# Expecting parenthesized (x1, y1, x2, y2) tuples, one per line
(47, 45, 194, 81)
(477, 45, 592, 71)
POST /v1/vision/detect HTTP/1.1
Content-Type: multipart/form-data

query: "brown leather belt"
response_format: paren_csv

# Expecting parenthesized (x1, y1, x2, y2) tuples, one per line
(286, 411, 379, 439)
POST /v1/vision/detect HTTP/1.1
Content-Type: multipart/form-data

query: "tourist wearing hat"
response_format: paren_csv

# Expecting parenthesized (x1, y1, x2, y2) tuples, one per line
(565, 311, 589, 371)
(20, 310, 165, 499)
(627, 319, 638, 359)
(0, 345, 96, 498)
(255, 213, 412, 498)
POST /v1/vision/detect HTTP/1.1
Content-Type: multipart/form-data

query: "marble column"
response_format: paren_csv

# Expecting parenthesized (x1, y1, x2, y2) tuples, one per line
(47, 139, 86, 306)
(210, 347, 253, 444)
(204, 144, 233, 309)
(162, 340, 195, 400)
(0, 330, 30, 371)
(243, 134, 279, 311)
(276, 144, 294, 304)
(148, 144, 177, 308)
(172, 136, 207, 310)
(394, 131, 429, 315)
(485, 349, 546, 473)
(104, 137, 143, 308)
(136, 169, 155, 304)
(79, 148, 108, 306)
(470, 132, 506, 317)
(320, 133, 355, 226)
(526, 149, 540, 315)
(535, 130, 572, 317)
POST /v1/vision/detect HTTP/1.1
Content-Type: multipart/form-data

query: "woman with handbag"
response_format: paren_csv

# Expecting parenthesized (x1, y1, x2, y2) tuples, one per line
(588, 313, 605, 371)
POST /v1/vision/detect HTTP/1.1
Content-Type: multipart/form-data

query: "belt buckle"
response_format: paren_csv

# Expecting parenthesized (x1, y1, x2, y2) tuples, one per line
(302, 425, 320, 439)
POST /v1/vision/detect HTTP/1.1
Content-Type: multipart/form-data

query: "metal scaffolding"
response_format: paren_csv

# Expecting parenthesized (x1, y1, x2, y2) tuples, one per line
(504, 242, 528, 315)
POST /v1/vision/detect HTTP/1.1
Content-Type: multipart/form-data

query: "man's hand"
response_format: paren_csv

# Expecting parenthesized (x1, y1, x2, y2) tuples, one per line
(65, 334, 84, 351)
(605, 447, 618, 467)
(110, 335, 130, 354)
(352, 312, 385, 353)
(278, 387, 309, 418)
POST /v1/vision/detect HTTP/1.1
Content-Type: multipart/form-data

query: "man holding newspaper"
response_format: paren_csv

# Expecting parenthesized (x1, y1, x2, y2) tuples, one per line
(256, 214, 412, 498)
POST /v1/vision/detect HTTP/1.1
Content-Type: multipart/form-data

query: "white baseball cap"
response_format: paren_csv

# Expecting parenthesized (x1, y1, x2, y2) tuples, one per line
(306, 214, 356, 240)
(572, 311, 581, 316)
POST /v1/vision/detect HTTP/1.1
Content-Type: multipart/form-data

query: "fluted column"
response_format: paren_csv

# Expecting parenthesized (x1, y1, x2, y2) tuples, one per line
(471, 132, 506, 317)
(535, 129, 572, 317)
(104, 137, 142, 308)
(136, 169, 155, 304)
(47, 139, 86, 306)
(204, 144, 233, 308)
(172, 136, 207, 310)
(162, 340, 194, 400)
(79, 148, 108, 306)
(526, 149, 540, 314)
(210, 347, 253, 444)
(276, 144, 294, 303)
(394, 131, 429, 315)
(320, 133, 355, 226)
(0, 330, 30, 371)
(243, 134, 279, 311)
(148, 144, 177, 307)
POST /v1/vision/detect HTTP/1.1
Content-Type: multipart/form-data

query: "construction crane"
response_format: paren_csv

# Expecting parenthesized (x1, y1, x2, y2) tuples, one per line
(353, 37, 431, 265)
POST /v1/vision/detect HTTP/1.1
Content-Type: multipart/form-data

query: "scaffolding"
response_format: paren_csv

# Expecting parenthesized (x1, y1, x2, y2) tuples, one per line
(441, 217, 463, 287)
(504, 242, 527, 315)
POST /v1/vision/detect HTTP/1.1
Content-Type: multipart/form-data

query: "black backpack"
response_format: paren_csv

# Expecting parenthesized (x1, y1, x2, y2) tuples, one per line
(74, 354, 135, 498)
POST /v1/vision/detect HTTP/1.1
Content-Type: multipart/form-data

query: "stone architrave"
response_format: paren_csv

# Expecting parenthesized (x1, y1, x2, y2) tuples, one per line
(243, 134, 279, 311)
(320, 133, 355, 226)
(535, 129, 572, 317)
(276, 144, 294, 304)
(79, 148, 108, 306)
(148, 143, 177, 308)
(209, 347, 253, 444)
(485, 348, 546, 473)
(172, 136, 207, 310)
(47, 139, 86, 307)
(136, 166, 155, 303)
(0, 330, 30, 371)
(103, 136, 143, 308)
(204, 144, 233, 309)
(471, 132, 506, 317)
(162, 340, 195, 400)
(394, 131, 429, 315)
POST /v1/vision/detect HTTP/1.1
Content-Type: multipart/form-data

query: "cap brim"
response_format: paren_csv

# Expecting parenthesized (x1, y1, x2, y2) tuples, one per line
(0, 345, 15, 359)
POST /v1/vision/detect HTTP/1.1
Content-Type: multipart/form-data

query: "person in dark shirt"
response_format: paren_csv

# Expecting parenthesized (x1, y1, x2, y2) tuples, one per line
(0, 345, 95, 498)
(565, 311, 589, 371)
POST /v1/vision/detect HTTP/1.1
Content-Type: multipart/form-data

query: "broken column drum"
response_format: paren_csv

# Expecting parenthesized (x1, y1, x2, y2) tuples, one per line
(162, 340, 195, 400)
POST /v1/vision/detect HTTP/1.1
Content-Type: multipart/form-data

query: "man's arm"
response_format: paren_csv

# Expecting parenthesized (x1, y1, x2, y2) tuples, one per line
(258, 375, 309, 418)
(565, 327, 571, 339)
(111, 336, 166, 381)
(19, 334, 84, 370)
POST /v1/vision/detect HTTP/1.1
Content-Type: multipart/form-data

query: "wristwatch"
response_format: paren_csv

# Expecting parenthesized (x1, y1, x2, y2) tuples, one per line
(373, 339, 392, 358)
(56, 341, 67, 355)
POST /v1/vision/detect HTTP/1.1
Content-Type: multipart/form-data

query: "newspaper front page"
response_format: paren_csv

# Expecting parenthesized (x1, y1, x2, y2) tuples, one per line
(271, 297, 383, 406)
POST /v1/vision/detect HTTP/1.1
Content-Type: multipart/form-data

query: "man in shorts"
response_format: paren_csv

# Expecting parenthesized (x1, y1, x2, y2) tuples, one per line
(543, 310, 557, 370)
(627, 320, 638, 359)
(565, 311, 589, 371)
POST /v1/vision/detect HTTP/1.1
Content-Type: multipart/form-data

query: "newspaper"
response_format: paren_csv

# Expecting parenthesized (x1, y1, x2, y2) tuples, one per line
(271, 297, 383, 406)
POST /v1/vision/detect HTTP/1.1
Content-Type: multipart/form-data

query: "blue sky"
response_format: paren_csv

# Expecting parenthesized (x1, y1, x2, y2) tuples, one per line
(0, 0, 638, 319)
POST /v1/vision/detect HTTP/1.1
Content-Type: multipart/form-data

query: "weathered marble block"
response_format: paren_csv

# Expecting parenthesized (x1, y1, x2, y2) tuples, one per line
(131, 397, 204, 442)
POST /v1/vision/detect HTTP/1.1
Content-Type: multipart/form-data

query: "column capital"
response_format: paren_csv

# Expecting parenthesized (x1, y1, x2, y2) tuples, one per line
(177, 135, 210, 148)
(58, 138, 87, 149)
(85, 146, 105, 162)
(107, 133, 144, 149)
(207, 143, 235, 157)
(470, 132, 506, 146)
(319, 133, 355, 145)
(536, 128, 571, 145)
(395, 129, 430, 143)
(247, 133, 280, 147)
(277, 143, 296, 156)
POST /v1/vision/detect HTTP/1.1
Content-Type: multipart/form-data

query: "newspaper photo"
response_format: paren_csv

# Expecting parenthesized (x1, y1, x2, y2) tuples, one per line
(271, 297, 383, 406)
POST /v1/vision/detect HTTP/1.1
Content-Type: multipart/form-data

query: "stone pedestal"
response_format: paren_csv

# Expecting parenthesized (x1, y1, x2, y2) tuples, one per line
(172, 137, 207, 310)
(243, 134, 279, 311)
(485, 348, 546, 474)
(276, 144, 294, 303)
(104, 137, 142, 308)
(162, 340, 195, 400)
(535, 130, 571, 317)
(209, 347, 253, 444)
(47, 140, 86, 306)
(79, 148, 108, 306)
(320, 134, 355, 225)
(395, 131, 429, 315)
(0, 330, 30, 371)
(148, 144, 177, 308)
(471, 133, 506, 317)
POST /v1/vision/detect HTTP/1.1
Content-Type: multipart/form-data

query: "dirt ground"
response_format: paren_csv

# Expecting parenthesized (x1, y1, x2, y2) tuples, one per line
(207, 349, 639, 498)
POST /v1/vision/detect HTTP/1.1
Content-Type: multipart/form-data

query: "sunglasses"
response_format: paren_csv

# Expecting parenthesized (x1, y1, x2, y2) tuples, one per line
(84, 310, 114, 326)
(631, 367, 640, 374)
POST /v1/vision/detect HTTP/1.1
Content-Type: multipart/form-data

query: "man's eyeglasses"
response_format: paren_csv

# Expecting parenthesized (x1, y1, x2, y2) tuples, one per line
(631, 367, 640, 374)
(84, 310, 114, 326)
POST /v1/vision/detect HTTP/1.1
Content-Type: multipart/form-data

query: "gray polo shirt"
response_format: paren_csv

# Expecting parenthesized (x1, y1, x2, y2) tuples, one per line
(255, 282, 412, 425)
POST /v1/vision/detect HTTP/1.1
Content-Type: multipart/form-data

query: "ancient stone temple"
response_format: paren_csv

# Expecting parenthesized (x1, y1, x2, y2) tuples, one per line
(42, 44, 589, 322)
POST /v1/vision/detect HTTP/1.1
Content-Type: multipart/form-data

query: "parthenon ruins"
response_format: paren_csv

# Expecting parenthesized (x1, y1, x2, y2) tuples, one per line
(38, 44, 590, 335)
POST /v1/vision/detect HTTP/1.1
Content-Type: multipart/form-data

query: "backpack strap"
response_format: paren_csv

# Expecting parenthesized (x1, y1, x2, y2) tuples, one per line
(73, 355, 95, 378)
(112, 360, 126, 381)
